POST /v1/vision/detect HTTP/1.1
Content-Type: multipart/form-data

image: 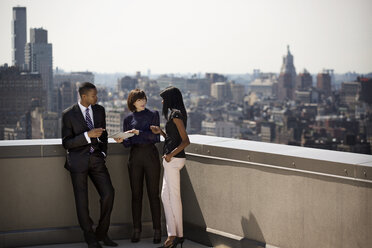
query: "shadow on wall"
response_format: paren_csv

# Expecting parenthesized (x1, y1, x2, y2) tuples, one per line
(181, 167, 212, 246)
(241, 215, 266, 248)
(181, 166, 266, 248)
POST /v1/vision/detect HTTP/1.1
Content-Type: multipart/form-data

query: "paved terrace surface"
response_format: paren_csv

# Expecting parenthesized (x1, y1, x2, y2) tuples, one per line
(21, 238, 211, 248)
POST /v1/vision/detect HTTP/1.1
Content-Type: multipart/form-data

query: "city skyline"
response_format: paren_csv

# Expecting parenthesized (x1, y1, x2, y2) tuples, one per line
(1, 0, 372, 74)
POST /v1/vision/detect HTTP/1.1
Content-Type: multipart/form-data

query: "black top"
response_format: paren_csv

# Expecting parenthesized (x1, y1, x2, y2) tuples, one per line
(122, 108, 160, 147)
(163, 110, 186, 158)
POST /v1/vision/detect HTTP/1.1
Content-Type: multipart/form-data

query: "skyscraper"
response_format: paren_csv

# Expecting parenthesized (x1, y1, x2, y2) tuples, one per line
(296, 69, 313, 90)
(211, 82, 230, 101)
(358, 77, 372, 105)
(30, 28, 47, 43)
(25, 28, 53, 111)
(278, 46, 297, 101)
(0, 65, 44, 139)
(12, 7, 27, 67)
(316, 72, 332, 97)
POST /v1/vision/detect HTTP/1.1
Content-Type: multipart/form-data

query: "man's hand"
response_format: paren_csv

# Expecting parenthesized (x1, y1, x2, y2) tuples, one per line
(88, 128, 105, 138)
(127, 129, 139, 135)
(114, 138, 124, 143)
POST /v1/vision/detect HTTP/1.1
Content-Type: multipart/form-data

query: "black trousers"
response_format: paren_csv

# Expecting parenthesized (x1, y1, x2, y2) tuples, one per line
(128, 143, 161, 231)
(70, 152, 115, 244)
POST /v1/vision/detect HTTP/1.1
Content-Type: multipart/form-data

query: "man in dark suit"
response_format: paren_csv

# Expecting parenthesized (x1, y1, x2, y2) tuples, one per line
(62, 82, 117, 248)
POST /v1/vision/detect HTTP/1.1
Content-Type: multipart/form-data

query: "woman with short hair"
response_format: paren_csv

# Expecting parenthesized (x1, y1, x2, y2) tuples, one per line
(114, 88, 162, 244)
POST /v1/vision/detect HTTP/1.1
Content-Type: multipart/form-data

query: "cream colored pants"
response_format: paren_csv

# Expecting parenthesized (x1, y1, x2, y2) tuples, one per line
(161, 157, 186, 237)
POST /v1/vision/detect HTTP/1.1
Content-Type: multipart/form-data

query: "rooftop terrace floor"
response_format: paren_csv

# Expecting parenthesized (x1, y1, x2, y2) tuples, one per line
(21, 238, 210, 248)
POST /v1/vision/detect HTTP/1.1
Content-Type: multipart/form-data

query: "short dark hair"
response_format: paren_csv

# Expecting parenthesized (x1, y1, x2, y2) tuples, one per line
(78, 82, 96, 97)
(127, 89, 147, 112)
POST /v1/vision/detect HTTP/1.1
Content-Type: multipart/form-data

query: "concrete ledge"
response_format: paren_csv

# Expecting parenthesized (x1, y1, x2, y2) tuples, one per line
(186, 135, 372, 183)
(0, 139, 131, 158)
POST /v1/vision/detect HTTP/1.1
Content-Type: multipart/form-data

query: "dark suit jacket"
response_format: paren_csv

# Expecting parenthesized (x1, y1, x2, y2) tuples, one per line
(62, 103, 108, 172)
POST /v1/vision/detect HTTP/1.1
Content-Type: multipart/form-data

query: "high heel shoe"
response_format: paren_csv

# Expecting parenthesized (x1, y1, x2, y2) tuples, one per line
(173, 237, 184, 248)
(157, 237, 177, 248)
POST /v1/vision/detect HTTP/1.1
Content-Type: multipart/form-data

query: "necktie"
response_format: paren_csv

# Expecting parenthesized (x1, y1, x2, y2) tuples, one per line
(85, 108, 95, 153)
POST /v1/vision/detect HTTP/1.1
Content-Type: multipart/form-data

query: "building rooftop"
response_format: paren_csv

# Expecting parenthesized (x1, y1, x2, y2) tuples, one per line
(21, 238, 209, 248)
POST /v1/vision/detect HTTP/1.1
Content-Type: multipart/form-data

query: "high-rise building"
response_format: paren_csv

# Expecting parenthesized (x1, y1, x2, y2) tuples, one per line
(25, 28, 53, 111)
(278, 46, 297, 101)
(296, 69, 312, 90)
(54, 71, 94, 88)
(358, 77, 372, 105)
(211, 82, 230, 101)
(294, 90, 312, 103)
(202, 120, 240, 138)
(317, 72, 332, 97)
(59, 81, 79, 113)
(0, 65, 44, 139)
(250, 74, 278, 99)
(42, 111, 60, 138)
(341, 82, 360, 106)
(106, 111, 127, 135)
(205, 73, 226, 83)
(117, 76, 137, 92)
(229, 82, 245, 103)
(156, 75, 187, 92)
(30, 28, 47, 43)
(186, 78, 211, 96)
(12, 7, 27, 67)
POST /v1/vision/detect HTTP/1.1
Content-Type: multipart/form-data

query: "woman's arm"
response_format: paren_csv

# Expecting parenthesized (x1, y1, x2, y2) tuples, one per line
(163, 118, 190, 162)
(150, 125, 166, 138)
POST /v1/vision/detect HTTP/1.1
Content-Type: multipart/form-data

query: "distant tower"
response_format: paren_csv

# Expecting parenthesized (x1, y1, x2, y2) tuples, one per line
(296, 69, 313, 90)
(278, 45, 297, 101)
(25, 28, 53, 110)
(12, 7, 27, 67)
(317, 71, 332, 97)
(136, 71, 141, 79)
(30, 28, 48, 43)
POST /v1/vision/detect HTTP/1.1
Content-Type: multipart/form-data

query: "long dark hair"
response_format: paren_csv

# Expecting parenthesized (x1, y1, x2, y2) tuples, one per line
(160, 86, 187, 126)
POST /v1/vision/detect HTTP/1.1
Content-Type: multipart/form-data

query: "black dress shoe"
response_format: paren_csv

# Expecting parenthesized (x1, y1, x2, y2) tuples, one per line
(131, 230, 141, 243)
(153, 229, 162, 244)
(88, 242, 102, 248)
(99, 236, 118, 247)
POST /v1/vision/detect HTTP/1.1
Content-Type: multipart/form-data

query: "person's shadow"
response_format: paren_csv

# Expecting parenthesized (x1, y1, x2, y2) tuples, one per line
(241, 215, 266, 248)
(181, 166, 266, 247)
(181, 167, 212, 246)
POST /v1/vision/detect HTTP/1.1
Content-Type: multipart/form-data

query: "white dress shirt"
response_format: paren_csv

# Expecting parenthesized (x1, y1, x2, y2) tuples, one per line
(77, 102, 106, 157)
(78, 101, 94, 143)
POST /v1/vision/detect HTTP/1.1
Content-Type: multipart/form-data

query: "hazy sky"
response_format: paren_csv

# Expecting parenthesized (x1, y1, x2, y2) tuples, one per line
(1, 0, 371, 74)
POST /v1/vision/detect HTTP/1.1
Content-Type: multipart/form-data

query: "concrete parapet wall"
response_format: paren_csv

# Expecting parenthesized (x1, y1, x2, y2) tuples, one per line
(0, 140, 159, 247)
(0, 135, 372, 248)
(182, 135, 372, 248)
